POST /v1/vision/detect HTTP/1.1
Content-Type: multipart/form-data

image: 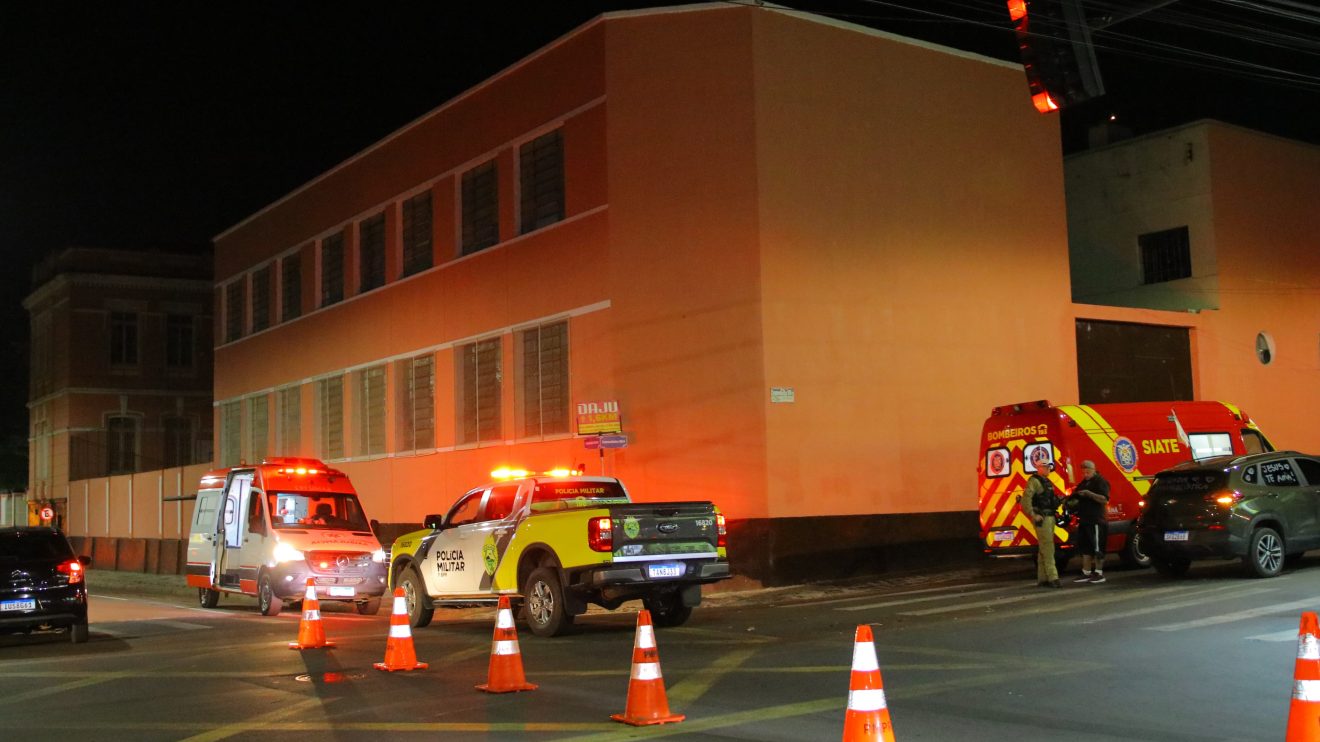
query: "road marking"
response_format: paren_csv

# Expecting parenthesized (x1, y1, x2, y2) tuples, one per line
(838, 584, 1022, 611)
(667, 647, 757, 706)
(897, 589, 1063, 616)
(0, 670, 134, 705)
(812, 582, 988, 606)
(1148, 598, 1320, 631)
(95, 619, 214, 636)
(178, 696, 327, 742)
(1061, 585, 1272, 625)
(1247, 629, 1300, 642)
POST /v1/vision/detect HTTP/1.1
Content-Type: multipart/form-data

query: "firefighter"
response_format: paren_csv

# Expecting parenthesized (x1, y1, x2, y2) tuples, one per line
(1022, 461, 1061, 588)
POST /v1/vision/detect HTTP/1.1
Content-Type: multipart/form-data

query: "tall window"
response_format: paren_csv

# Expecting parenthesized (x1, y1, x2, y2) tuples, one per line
(281, 254, 302, 322)
(107, 415, 138, 475)
(248, 395, 269, 462)
(397, 354, 435, 451)
(402, 191, 433, 276)
(225, 280, 245, 342)
(1140, 226, 1191, 284)
(166, 315, 194, 368)
(251, 265, 272, 332)
(317, 376, 344, 460)
(220, 401, 242, 467)
(278, 386, 301, 455)
(461, 160, 499, 256)
(110, 312, 139, 365)
(357, 366, 386, 457)
(518, 321, 569, 437)
(162, 415, 193, 468)
(457, 337, 502, 444)
(321, 233, 345, 307)
(519, 130, 564, 234)
(359, 213, 386, 292)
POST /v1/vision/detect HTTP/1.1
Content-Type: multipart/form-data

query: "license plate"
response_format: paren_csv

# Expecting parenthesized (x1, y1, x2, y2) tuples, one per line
(992, 529, 1016, 543)
(326, 586, 355, 597)
(1, 599, 36, 612)
(1164, 531, 1190, 542)
(647, 563, 683, 579)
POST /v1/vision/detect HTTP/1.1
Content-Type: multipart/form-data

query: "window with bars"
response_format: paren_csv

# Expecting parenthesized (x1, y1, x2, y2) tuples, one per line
(457, 337, 502, 444)
(321, 233, 345, 307)
(106, 416, 138, 475)
(357, 366, 386, 457)
(461, 160, 499, 256)
(162, 415, 194, 468)
(278, 386, 301, 455)
(518, 321, 569, 437)
(359, 213, 386, 292)
(1139, 226, 1191, 284)
(281, 254, 302, 322)
(166, 315, 194, 368)
(220, 401, 242, 467)
(397, 354, 435, 452)
(520, 130, 565, 234)
(111, 312, 139, 365)
(251, 265, 272, 332)
(317, 377, 344, 460)
(402, 192, 433, 277)
(248, 394, 269, 461)
(225, 280, 245, 342)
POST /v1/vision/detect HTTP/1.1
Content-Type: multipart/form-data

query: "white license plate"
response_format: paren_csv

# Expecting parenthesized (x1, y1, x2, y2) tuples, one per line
(1164, 531, 1190, 542)
(1, 599, 36, 612)
(647, 563, 683, 579)
(326, 586, 355, 597)
(992, 529, 1016, 543)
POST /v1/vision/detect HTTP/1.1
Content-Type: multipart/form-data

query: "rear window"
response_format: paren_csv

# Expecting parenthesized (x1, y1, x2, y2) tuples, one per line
(1150, 470, 1230, 496)
(531, 481, 628, 508)
(0, 531, 73, 560)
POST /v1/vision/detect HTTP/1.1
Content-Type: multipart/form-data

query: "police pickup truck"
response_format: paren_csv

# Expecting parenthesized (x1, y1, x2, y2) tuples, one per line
(387, 470, 730, 636)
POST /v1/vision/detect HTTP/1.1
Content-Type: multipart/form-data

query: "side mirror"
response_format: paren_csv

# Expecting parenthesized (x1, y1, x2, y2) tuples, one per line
(78, 555, 93, 567)
(369, 518, 380, 536)
(423, 514, 444, 530)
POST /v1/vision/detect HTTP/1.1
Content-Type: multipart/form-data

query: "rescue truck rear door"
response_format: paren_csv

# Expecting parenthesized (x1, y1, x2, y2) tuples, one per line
(188, 490, 222, 585)
(218, 472, 254, 587)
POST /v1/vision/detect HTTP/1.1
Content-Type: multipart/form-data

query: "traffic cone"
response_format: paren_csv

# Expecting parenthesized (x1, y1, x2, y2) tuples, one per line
(374, 587, 428, 672)
(842, 624, 896, 742)
(610, 609, 684, 726)
(1286, 611, 1320, 741)
(288, 578, 335, 650)
(476, 595, 537, 693)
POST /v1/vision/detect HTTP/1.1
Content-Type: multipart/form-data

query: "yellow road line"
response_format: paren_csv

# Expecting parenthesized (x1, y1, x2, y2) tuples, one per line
(0, 670, 133, 705)
(666, 647, 757, 706)
(178, 696, 327, 742)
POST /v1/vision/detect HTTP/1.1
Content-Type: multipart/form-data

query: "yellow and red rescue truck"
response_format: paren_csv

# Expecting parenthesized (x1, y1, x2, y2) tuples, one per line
(978, 400, 1273, 569)
(185, 458, 389, 616)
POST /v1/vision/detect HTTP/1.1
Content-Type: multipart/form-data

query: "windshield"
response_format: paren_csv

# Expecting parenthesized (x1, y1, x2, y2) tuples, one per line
(1149, 470, 1230, 498)
(268, 492, 370, 531)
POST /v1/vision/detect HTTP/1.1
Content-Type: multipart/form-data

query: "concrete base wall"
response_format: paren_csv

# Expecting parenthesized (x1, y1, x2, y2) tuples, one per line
(69, 537, 186, 575)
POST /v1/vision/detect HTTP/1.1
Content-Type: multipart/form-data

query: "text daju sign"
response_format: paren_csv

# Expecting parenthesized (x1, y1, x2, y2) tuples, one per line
(576, 400, 622, 435)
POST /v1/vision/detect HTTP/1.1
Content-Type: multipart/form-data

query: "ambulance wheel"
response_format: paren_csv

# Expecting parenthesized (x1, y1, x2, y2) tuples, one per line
(357, 598, 381, 615)
(69, 619, 89, 644)
(258, 573, 283, 616)
(1120, 531, 1152, 569)
(198, 587, 220, 609)
(400, 569, 433, 628)
(643, 591, 693, 628)
(524, 566, 574, 637)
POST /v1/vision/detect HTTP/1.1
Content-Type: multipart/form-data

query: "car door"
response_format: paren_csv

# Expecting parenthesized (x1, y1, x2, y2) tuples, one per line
(217, 471, 255, 589)
(1258, 458, 1309, 546)
(187, 490, 222, 585)
(426, 489, 488, 597)
(1292, 456, 1320, 551)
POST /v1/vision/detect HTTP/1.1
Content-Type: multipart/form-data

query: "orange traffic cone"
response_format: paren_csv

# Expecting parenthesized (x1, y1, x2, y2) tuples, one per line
(1287, 611, 1320, 741)
(610, 609, 684, 726)
(476, 595, 537, 693)
(288, 578, 335, 649)
(374, 587, 428, 672)
(842, 624, 896, 742)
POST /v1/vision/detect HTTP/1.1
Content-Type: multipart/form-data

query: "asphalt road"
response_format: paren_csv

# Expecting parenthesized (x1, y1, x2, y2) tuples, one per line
(1, 557, 1315, 740)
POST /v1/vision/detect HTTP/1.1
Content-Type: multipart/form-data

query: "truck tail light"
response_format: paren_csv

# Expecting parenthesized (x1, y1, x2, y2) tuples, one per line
(57, 559, 85, 584)
(588, 517, 613, 552)
(716, 513, 727, 548)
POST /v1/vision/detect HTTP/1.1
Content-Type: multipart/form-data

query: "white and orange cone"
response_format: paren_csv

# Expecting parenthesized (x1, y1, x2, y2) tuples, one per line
(610, 609, 684, 726)
(842, 624, 896, 742)
(288, 578, 335, 650)
(476, 595, 537, 693)
(374, 587, 428, 672)
(1287, 611, 1320, 741)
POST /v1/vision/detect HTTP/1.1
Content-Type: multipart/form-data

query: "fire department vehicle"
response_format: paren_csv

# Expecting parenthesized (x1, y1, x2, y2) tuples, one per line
(185, 458, 389, 616)
(388, 468, 731, 637)
(977, 400, 1273, 570)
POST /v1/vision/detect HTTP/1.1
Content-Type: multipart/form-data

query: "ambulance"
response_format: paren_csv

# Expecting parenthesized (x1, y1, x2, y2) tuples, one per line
(977, 400, 1273, 570)
(185, 457, 389, 616)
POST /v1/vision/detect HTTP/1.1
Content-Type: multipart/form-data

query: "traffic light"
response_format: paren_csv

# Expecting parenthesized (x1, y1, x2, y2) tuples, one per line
(1007, 0, 1105, 113)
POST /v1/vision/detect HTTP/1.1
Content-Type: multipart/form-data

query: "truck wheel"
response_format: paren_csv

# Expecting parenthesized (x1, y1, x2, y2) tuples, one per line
(356, 597, 381, 615)
(1243, 527, 1284, 578)
(643, 591, 693, 628)
(1120, 531, 1152, 569)
(400, 569, 433, 628)
(524, 566, 574, 637)
(198, 587, 220, 608)
(258, 572, 283, 616)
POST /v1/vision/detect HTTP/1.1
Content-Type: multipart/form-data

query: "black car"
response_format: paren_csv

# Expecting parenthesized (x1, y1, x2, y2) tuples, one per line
(1138, 451, 1320, 578)
(0, 527, 91, 642)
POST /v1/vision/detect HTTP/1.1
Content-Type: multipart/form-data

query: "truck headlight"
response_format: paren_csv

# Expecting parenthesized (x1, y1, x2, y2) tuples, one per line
(272, 541, 305, 564)
(371, 549, 387, 563)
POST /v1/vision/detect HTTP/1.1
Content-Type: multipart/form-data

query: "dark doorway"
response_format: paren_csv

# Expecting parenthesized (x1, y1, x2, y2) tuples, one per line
(1076, 320, 1193, 403)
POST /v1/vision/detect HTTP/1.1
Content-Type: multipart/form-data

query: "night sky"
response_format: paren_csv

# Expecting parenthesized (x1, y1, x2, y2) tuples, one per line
(2, 1, 1316, 489)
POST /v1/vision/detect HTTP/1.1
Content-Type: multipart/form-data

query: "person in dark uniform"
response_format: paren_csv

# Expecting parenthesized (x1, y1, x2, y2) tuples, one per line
(1021, 460, 1061, 588)
(1071, 459, 1111, 583)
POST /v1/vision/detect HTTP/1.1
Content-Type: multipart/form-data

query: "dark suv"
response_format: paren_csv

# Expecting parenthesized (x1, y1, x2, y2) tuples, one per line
(1138, 451, 1320, 578)
(0, 527, 91, 642)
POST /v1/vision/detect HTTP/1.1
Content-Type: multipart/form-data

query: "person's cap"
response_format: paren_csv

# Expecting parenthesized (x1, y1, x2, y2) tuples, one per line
(1082, 460, 1096, 470)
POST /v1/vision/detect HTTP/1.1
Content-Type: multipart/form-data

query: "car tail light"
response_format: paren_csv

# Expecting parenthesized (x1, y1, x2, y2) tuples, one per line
(57, 559, 85, 584)
(1210, 491, 1244, 507)
(716, 513, 727, 548)
(588, 517, 613, 552)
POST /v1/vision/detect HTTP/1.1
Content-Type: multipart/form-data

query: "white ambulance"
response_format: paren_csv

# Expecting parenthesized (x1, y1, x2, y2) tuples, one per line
(185, 457, 388, 615)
